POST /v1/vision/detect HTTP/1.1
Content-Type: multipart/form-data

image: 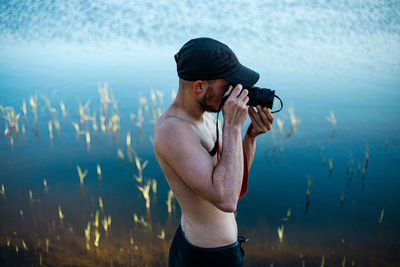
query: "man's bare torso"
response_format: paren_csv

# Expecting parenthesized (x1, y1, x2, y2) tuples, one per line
(154, 104, 238, 248)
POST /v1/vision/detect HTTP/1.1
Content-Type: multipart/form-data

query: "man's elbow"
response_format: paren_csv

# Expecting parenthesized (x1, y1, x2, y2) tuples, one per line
(217, 199, 238, 213)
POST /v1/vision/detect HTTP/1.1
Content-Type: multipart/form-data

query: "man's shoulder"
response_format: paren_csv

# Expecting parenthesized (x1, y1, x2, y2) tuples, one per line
(154, 113, 197, 154)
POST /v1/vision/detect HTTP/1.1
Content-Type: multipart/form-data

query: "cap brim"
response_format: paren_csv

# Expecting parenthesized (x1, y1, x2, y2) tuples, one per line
(224, 64, 259, 88)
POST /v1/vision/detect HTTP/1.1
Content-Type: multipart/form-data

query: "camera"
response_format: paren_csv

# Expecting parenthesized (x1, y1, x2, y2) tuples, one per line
(220, 86, 283, 113)
(246, 86, 276, 109)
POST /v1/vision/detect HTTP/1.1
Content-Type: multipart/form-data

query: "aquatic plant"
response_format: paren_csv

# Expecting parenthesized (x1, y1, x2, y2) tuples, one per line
(326, 110, 337, 128)
(99, 197, 104, 210)
(48, 121, 53, 139)
(126, 130, 131, 147)
(0, 184, 5, 199)
(58, 206, 64, 221)
(43, 179, 48, 192)
(166, 190, 174, 214)
(29, 95, 38, 120)
(86, 131, 91, 149)
(152, 179, 157, 195)
(96, 163, 102, 178)
(384, 137, 388, 149)
(77, 99, 91, 124)
(137, 180, 151, 210)
(133, 152, 148, 183)
(276, 118, 284, 135)
(94, 229, 100, 247)
(288, 107, 301, 132)
(60, 101, 67, 117)
(158, 229, 165, 240)
(95, 210, 100, 229)
(85, 222, 91, 250)
(72, 122, 85, 135)
(1, 106, 20, 135)
(117, 149, 124, 160)
(277, 225, 284, 243)
(321, 255, 325, 267)
(379, 209, 384, 224)
(328, 158, 333, 175)
(100, 115, 106, 132)
(76, 165, 88, 185)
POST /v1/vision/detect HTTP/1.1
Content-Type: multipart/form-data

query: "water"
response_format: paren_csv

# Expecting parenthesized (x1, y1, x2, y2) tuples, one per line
(1, 0, 400, 266)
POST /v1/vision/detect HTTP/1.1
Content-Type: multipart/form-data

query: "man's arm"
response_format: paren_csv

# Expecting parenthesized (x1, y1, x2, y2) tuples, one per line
(154, 85, 249, 212)
(243, 105, 274, 171)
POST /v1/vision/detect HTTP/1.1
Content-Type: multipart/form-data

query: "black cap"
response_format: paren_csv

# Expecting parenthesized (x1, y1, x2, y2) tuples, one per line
(174, 37, 259, 88)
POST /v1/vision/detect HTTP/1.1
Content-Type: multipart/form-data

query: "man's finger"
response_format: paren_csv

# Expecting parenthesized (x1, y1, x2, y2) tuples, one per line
(223, 85, 234, 97)
(256, 105, 270, 125)
(264, 107, 274, 123)
(229, 84, 243, 99)
(248, 107, 263, 130)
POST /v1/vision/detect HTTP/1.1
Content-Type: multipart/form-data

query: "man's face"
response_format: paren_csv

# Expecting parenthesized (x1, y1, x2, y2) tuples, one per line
(198, 79, 230, 112)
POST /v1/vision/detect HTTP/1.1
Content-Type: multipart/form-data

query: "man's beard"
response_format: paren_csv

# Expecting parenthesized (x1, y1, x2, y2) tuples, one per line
(198, 85, 218, 112)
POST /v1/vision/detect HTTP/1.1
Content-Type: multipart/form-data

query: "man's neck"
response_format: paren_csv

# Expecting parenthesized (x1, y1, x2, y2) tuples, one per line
(173, 87, 204, 122)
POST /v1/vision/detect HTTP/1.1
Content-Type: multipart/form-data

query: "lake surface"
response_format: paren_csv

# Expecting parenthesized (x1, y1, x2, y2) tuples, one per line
(1, 1, 400, 266)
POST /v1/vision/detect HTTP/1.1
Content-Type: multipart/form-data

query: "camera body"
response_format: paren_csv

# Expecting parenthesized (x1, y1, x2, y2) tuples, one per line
(245, 86, 275, 109)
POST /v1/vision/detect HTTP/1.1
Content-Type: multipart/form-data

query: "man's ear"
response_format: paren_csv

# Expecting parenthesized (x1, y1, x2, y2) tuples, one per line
(193, 80, 204, 95)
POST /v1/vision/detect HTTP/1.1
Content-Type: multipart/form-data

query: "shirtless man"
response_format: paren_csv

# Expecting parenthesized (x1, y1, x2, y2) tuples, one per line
(154, 38, 274, 266)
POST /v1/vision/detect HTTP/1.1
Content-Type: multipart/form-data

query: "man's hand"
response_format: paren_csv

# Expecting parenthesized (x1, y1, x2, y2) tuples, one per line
(222, 84, 249, 128)
(247, 105, 274, 138)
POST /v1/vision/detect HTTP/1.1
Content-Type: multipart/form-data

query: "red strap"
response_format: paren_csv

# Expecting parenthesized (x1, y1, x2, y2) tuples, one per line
(239, 123, 252, 198)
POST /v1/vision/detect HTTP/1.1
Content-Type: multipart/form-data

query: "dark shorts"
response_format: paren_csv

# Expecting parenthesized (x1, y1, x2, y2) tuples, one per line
(168, 224, 245, 267)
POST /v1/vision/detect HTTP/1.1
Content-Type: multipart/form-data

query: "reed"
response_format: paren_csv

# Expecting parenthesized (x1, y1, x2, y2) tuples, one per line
(72, 122, 85, 135)
(384, 137, 388, 149)
(86, 131, 91, 150)
(117, 149, 124, 160)
(326, 110, 337, 128)
(378, 208, 384, 224)
(22, 100, 27, 118)
(0, 184, 4, 199)
(288, 107, 301, 132)
(94, 229, 100, 247)
(45, 239, 49, 252)
(126, 130, 131, 147)
(29, 95, 38, 120)
(95, 210, 99, 229)
(166, 190, 174, 214)
(53, 118, 60, 132)
(277, 225, 284, 243)
(43, 179, 48, 192)
(133, 152, 148, 183)
(158, 229, 165, 240)
(77, 99, 91, 124)
(137, 180, 151, 210)
(29, 190, 33, 202)
(276, 118, 284, 135)
(328, 158, 333, 174)
(76, 165, 88, 185)
(342, 256, 346, 267)
(321, 255, 325, 267)
(58, 206, 64, 221)
(22, 240, 27, 250)
(85, 222, 91, 250)
(1, 106, 20, 135)
(97, 163, 102, 178)
(152, 179, 157, 195)
(100, 115, 106, 132)
(99, 197, 104, 210)
(60, 102, 67, 117)
(48, 121, 53, 139)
